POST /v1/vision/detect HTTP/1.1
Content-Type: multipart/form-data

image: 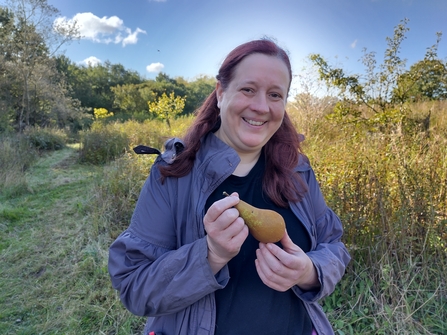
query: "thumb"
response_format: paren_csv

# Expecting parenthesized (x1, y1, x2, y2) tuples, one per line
(280, 229, 302, 254)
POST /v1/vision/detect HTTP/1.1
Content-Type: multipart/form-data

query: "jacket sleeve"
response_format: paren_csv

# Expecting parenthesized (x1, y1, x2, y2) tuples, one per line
(292, 168, 351, 303)
(108, 164, 229, 317)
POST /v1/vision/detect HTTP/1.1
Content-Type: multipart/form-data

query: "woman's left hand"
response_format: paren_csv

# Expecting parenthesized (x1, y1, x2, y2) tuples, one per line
(255, 230, 321, 292)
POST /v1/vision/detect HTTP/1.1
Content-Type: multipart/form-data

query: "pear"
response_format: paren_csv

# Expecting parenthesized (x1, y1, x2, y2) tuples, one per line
(223, 191, 285, 243)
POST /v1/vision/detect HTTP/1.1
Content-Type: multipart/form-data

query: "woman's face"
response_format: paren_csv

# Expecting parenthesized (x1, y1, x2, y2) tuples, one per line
(215, 53, 289, 156)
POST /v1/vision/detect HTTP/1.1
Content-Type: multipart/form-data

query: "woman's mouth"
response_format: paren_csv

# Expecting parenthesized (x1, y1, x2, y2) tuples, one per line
(243, 117, 266, 126)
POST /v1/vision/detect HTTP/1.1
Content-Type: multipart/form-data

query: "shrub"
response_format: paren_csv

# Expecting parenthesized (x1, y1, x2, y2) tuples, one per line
(79, 122, 129, 165)
(24, 127, 67, 151)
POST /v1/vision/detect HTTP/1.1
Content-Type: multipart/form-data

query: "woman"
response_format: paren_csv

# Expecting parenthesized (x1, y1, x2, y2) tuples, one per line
(109, 39, 351, 335)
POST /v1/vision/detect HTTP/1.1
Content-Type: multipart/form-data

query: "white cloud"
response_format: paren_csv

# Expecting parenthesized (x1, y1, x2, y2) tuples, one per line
(146, 62, 164, 73)
(123, 28, 147, 46)
(351, 39, 358, 48)
(54, 12, 146, 47)
(80, 56, 102, 67)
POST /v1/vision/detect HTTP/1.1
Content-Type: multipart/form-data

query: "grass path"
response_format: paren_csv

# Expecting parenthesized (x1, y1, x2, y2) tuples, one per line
(0, 146, 143, 335)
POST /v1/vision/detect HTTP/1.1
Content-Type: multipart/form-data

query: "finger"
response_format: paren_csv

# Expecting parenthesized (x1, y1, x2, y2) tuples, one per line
(256, 245, 286, 281)
(279, 230, 302, 254)
(204, 195, 240, 224)
(255, 254, 289, 292)
(271, 243, 306, 272)
(205, 210, 242, 238)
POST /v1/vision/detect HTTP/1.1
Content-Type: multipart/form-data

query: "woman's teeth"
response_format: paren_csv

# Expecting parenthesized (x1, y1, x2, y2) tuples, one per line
(244, 118, 265, 126)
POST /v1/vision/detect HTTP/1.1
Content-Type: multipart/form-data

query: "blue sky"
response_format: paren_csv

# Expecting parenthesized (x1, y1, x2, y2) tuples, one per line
(48, 0, 446, 93)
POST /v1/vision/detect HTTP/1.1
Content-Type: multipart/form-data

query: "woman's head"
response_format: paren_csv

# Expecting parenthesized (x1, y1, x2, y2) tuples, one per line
(217, 39, 293, 95)
(179, 39, 293, 153)
(214, 52, 290, 156)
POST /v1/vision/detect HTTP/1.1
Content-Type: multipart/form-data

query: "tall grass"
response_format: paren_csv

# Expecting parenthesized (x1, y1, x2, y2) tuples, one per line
(0, 134, 38, 196)
(78, 116, 194, 165)
(289, 101, 447, 334)
(1, 109, 444, 334)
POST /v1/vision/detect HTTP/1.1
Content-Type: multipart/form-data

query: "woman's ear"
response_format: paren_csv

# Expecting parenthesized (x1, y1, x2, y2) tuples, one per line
(216, 81, 223, 108)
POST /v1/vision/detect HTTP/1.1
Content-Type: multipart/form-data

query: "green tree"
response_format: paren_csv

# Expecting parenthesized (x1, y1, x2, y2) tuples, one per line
(148, 92, 186, 129)
(309, 18, 440, 133)
(111, 83, 156, 115)
(185, 75, 216, 113)
(56, 60, 143, 112)
(393, 32, 447, 102)
(0, 0, 79, 131)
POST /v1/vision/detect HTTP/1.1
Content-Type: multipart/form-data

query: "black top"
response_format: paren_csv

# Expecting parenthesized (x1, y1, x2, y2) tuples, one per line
(205, 152, 313, 335)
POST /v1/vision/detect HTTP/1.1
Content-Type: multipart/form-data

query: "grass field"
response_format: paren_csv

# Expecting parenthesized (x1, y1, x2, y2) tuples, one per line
(0, 145, 145, 334)
(0, 108, 446, 334)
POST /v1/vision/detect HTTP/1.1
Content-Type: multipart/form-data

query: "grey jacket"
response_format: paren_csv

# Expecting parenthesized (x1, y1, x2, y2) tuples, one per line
(108, 132, 351, 335)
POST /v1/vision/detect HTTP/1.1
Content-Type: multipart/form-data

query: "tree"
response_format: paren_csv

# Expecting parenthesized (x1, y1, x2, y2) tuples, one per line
(309, 18, 441, 133)
(393, 33, 447, 102)
(185, 75, 216, 113)
(56, 59, 143, 112)
(0, 0, 79, 131)
(148, 92, 186, 129)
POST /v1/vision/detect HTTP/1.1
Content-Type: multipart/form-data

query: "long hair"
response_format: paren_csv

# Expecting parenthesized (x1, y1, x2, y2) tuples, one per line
(159, 39, 308, 207)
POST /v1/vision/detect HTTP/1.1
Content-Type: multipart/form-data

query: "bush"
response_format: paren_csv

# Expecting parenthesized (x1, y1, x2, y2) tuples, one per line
(79, 122, 129, 165)
(89, 153, 156, 238)
(24, 127, 68, 151)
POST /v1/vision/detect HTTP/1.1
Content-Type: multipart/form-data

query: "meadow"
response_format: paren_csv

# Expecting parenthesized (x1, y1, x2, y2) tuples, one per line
(0, 102, 446, 334)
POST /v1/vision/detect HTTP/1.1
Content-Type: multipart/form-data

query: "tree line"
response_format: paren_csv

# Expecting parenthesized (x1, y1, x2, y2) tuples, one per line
(1, 1, 446, 135)
(0, 0, 215, 133)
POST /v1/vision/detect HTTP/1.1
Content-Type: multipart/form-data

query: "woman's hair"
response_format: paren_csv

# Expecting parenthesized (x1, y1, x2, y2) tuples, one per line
(159, 38, 308, 207)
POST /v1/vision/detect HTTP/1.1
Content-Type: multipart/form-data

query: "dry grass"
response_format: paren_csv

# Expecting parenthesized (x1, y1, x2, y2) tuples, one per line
(1, 112, 445, 334)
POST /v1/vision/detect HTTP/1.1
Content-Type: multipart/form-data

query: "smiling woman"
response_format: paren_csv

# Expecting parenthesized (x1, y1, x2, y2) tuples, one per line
(214, 53, 289, 176)
(108, 38, 350, 335)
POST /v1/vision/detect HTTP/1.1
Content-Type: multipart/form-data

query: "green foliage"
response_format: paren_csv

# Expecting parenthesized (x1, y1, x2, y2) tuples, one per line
(394, 33, 447, 103)
(24, 126, 67, 151)
(57, 60, 143, 112)
(309, 18, 446, 135)
(287, 99, 447, 333)
(0, 0, 80, 132)
(0, 146, 145, 335)
(111, 83, 156, 115)
(79, 123, 129, 164)
(149, 92, 186, 129)
(87, 117, 194, 233)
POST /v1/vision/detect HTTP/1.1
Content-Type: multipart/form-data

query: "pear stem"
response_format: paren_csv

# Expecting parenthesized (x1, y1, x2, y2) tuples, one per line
(222, 191, 230, 197)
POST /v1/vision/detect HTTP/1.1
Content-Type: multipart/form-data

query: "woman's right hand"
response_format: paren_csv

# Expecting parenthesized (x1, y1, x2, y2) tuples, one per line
(204, 192, 249, 274)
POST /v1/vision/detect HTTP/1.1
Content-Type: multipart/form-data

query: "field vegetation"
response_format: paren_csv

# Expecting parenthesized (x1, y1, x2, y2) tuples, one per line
(1, 101, 446, 334)
(1, 1, 446, 333)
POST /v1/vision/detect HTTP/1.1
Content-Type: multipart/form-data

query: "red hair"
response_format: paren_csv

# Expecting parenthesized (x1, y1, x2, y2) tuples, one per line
(159, 39, 307, 207)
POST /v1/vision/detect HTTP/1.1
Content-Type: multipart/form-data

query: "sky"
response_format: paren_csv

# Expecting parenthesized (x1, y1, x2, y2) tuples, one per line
(45, 0, 447, 95)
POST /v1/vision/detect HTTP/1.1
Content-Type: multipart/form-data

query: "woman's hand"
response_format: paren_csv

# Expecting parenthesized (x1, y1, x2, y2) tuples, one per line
(255, 230, 320, 292)
(204, 192, 249, 274)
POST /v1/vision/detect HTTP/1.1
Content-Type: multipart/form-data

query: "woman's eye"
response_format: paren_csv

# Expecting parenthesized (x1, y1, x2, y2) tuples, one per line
(270, 92, 283, 99)
(241, 87, 253, 93)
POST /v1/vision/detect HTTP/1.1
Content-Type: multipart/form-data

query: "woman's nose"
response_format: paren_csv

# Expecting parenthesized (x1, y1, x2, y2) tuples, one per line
(250, 93, 269, 113)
